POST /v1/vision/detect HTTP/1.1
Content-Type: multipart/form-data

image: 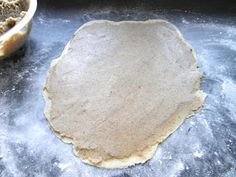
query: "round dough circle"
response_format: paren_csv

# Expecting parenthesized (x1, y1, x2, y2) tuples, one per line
(43, 20, 205, 168)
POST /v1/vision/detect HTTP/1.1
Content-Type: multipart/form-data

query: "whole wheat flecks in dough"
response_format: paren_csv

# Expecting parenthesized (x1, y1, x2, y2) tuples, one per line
(43, 20, 206, 168)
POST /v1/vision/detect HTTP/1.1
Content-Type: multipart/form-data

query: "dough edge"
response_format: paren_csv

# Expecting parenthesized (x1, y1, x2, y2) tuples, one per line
(43, 19, 206, 169)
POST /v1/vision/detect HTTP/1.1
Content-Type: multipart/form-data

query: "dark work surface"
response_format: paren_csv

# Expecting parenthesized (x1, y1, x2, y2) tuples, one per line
(0, 1, 236, 177)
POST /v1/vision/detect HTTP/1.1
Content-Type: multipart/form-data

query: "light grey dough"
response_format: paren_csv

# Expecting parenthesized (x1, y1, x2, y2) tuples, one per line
(43, 20, 205, 168)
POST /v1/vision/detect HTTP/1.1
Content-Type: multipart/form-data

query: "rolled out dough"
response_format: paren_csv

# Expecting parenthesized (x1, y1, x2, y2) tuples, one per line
(43, 20, 205, 168)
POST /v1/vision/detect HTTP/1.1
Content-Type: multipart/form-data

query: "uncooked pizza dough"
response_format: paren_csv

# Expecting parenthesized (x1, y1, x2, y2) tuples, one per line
(43, 20, 205, 168)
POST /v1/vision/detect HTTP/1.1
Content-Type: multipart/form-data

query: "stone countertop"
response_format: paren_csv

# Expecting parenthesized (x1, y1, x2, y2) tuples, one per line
(0, 1, 236, 177)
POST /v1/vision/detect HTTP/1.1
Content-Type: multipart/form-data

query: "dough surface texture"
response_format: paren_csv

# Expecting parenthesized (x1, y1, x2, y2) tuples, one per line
(43, 20, 205, 168)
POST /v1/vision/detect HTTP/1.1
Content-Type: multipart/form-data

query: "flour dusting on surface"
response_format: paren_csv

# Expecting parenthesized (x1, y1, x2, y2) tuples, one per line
(0, 4, 236, 177)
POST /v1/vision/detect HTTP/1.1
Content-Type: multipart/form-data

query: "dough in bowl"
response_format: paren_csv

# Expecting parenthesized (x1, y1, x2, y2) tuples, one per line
(43, 20, 205, 168)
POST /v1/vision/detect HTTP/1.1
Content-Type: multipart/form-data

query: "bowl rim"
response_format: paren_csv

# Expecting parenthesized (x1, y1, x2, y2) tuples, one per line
(0, 0, 37, 42)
